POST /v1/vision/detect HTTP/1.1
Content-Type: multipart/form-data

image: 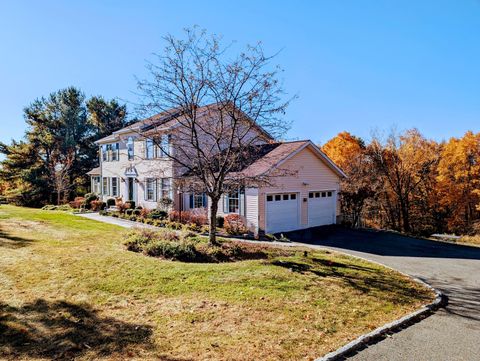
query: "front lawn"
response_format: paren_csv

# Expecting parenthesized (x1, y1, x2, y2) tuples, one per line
(0, 205, 433, 360)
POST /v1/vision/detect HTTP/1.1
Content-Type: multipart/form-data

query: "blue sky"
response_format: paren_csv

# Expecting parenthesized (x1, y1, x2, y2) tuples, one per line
(0, 0, 479, 148)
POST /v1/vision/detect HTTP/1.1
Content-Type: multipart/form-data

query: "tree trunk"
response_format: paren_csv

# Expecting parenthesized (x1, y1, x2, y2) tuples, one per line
(209, 197, 220, 246)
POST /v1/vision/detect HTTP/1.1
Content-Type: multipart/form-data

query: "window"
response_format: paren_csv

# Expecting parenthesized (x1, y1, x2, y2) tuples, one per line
(223, 188, 244, 214)
(315, 192, 320, 198)
(102, 177, 109, 196)
(190, 193, 206, 208)
(309, 192, 314, 198)
(159, 134, 170, 157)
(111, 177, 118, 197)
(290, 194, 297, 200)
(92, 176, 101, 194)
(275, 194, 281, 201)
(160, 177, 172, 199)
(283, 194, 289, 200)
(322, 192, 327, 197)
(145, 139, 155, 159)
(228, 192, 239, 212)
(145, 178, 156, 201)
(327, 191, 332, 197)
(127, 137, 134, 160)
(102, 145, 108, 162)
(267, 195, 273, 202)
(111, 143, 119, 161)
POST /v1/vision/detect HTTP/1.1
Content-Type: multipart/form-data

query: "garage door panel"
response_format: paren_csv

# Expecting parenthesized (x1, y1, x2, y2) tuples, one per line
(308, 191, 335, 227)
(266, 193, 299, 233)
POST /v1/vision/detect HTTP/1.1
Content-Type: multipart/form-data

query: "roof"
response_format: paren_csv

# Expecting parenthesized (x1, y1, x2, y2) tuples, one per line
(237, 140, 346, 178)
(95, 103, 273, 144)
(86, 167, 101, 175)
(239, 141, 309, 177)
(182, 140, 346, 179)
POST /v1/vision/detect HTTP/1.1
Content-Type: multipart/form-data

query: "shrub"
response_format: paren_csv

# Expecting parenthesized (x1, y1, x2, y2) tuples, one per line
(125, 201, 135, 209)
(41, 204, 73, 212)
(129, 216, 137, 222)
(224, 214, 248, 235)
(144, 240, 197, 261)
(169, 209, 208, 226)
(111, 212, 119, 218)
(69, 197, 85, 209)
(0, 196, 8, 204)
(183, 223, 202, 233)
(106, 198, 116, 207)
(84, 193, 99, 209)
(125, 209, 134, 216)
(148, 209, 168, 220)
(90, 200, 106, 211)
(99, 210, 107, 216)
(216, 216, 224, 228)
(140, 208, 151, 218)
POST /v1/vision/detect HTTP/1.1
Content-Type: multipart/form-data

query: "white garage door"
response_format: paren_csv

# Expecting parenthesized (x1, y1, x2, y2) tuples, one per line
(308, 191, 336, 227)
(266, 193, 299, 233)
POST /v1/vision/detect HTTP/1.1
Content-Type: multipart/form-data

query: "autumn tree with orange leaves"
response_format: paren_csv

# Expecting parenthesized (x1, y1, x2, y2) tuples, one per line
(323, 129, 480, 236)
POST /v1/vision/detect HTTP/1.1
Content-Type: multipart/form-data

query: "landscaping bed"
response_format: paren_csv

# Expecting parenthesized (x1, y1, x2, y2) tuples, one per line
(0, 205, 434, 361)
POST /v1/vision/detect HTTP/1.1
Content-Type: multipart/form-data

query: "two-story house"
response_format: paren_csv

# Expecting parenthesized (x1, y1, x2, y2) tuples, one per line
(87, 104, 346, 235)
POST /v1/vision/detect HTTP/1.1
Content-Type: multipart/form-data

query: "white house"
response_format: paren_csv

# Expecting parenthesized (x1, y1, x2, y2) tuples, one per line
(87, 104, 346, 235)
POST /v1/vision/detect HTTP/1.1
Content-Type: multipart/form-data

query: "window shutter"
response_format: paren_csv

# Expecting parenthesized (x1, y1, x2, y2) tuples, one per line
(223, 194, 229, 213)
(154, 179, 158, 202)
(144, 179, 147, 201)
(239, 188, 245, 216)
(202, 193, 207, 208)
(189, 194, 194, 209)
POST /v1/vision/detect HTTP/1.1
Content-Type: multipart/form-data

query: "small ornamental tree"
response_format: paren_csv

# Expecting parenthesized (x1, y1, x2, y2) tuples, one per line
(135, 28, 293, 245)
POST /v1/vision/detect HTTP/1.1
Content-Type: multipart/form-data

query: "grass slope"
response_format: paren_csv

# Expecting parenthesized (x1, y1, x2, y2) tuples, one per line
(0, 205, 433, 361)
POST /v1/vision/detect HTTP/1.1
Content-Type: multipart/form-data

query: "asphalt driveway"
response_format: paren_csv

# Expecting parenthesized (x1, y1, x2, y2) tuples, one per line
(285, 227, 480, 361)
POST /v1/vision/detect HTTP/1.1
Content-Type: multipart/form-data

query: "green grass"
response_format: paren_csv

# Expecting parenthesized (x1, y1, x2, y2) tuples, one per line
(0, 205, 433, 360)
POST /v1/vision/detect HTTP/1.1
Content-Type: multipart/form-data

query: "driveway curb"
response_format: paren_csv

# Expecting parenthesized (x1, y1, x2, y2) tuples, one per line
(314, 255, 446, 361)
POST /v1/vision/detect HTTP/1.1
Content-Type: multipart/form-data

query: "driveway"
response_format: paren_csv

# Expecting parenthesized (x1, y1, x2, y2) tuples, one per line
(285, 227, 480, 361)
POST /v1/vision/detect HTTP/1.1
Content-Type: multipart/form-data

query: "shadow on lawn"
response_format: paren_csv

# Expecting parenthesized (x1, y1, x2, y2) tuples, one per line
(0, 299, 185, 360)
(271, 257, 432, 304)
(0, 227, 33, 249)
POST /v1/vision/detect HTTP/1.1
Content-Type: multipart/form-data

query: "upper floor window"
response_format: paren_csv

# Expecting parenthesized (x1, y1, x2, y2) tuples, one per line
(101, 145, 107, 162)
(145, 139, 155, 159)
(159, 134, 170, 158)
(102, 143, 119, 162)
(127, 137, 134, 161)
(110, 143, 119, 161)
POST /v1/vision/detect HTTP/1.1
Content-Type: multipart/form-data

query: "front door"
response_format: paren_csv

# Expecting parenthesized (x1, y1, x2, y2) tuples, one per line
(127, 178, 136, 202)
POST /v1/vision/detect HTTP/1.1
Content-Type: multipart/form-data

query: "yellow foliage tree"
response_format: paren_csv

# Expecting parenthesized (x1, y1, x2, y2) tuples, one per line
(437, 131, 480, 231)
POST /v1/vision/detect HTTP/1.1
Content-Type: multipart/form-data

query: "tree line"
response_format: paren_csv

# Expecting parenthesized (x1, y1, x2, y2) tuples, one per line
(0, 87, 129, 206)
(322, 129, 480, 236)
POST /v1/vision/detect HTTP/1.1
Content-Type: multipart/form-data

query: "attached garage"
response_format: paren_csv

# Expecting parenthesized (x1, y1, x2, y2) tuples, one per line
(265, 192, 299, 233)
(308, 190, 336, 227)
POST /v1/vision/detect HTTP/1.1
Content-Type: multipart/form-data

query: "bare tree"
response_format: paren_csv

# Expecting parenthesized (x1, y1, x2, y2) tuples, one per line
(134, 28, 292, 244)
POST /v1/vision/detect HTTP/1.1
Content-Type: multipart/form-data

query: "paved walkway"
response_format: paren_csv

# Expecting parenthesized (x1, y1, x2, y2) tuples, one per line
(76, 212, 158, 229)
(285, 227, 480, 361)
(78, 213, 480, 360)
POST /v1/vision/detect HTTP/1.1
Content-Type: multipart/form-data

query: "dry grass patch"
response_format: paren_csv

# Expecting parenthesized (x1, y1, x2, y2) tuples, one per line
(0, 205, 434, 360)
